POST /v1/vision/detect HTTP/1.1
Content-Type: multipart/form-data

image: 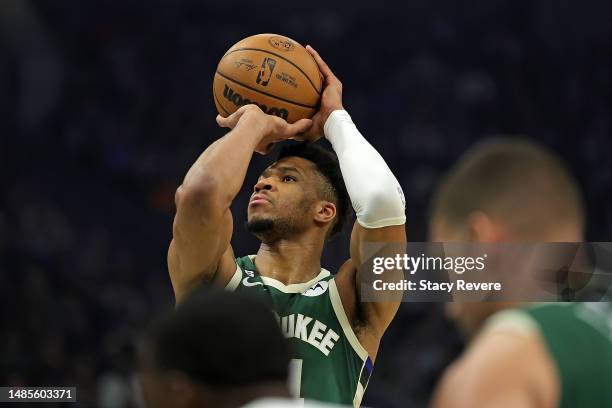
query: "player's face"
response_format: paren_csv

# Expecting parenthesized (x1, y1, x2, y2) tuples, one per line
(138, 349, 203, 408)
(444, 302, 507, 338)
(430, 216, 494, 338)
(139, 368, 173, 408)
(139, 364, 206, 408)
(432, 214, 586, 338)
(139, 354, 181, 408)
(247, 156, 320, 236)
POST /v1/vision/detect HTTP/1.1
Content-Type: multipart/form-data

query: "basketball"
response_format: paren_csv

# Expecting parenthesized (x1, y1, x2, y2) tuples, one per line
(213, 33, 323, 123)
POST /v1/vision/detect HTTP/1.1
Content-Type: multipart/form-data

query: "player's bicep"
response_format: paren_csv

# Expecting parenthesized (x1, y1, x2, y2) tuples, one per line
(349, 222, 406, 333)
(168, 189, 234, 301)
(349, 222, 406, 266)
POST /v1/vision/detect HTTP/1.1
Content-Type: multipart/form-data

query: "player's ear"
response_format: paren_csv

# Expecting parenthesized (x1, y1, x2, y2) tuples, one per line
(165, 371, 203, 407)
(467, 211, 502, 242)
(314, 201, 336, 225)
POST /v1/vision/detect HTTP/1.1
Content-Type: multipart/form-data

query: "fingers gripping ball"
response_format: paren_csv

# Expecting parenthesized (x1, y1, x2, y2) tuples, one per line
(213, 34, 323, 124)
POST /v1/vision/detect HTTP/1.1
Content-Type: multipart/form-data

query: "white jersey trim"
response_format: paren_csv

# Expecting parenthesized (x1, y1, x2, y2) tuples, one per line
(224, 264, 242, 292)
(240, 255, 331, 294)
(353, 382, 365, 408)
(328, 279, 369, 363)
(483, 309, 541, 336)
(328, 279, 369, 408)
(242, 397, 342, 407)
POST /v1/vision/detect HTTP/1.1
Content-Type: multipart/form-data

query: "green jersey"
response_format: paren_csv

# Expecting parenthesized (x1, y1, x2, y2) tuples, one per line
(226, 255, 372, 407)
(489, 303, 612, 408)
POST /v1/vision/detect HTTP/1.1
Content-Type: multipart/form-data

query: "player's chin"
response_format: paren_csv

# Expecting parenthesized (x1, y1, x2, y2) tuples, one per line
(247, 209, 274, 222)
(247, 204, 273, 218)
(246, 215, 276, 234)
(247, 205, 277, 221)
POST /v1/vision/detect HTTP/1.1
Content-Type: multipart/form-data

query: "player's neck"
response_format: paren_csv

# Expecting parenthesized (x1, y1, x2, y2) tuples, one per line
(255, 234, 324, 285)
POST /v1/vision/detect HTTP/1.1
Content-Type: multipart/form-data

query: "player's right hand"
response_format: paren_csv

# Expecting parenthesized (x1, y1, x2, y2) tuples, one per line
(297, 45, 344, 143)
(216, 104, 312, 154)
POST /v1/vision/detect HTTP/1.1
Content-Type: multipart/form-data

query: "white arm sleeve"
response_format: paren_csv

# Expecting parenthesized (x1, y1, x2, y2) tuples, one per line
(324, 110, 406, 229)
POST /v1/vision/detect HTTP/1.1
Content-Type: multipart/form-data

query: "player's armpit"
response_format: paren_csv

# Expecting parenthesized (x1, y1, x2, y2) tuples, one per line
(168, 186, 236, 304)
(430, 329, 559, 408)
(334, 222, 406, 361)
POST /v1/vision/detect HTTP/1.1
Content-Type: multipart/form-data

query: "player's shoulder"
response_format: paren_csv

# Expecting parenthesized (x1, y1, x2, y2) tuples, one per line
(334, 258, 358, 285)
(332, 259, 358, 305)
(433, 321, 559, 407)
(234, 254, 256, 269)
(524, 301, 612, 319)
(506, 302, 612, 339)
(213, 245, 239, 287)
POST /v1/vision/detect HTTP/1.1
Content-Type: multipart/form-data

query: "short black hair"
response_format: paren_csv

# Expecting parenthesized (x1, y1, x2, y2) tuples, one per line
(143, 287, 289, 388)
(429, 138, 585, 236)
(276, 142, 351, 238)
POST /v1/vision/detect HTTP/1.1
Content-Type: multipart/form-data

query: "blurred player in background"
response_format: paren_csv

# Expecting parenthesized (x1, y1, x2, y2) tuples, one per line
(139, 287, 346, 408)
(167, 46, 406, 406)
(429, 139, 612, 408)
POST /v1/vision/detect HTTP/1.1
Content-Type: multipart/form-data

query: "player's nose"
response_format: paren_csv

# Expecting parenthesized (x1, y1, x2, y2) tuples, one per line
(254, 178, 274, 193)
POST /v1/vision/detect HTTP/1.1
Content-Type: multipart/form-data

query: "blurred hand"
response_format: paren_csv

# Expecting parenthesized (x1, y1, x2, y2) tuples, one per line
(216, 105, 312, 154)
(297, 45, 344, 143)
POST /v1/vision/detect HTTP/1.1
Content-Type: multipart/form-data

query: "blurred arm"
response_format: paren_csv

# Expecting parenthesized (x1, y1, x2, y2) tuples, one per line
(431, 328, 559, 408)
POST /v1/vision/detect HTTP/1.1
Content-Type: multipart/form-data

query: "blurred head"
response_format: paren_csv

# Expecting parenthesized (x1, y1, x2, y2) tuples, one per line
(247, 142, 351, 243)
(139, 288, 290, 408)
(428, 138, 585, 337)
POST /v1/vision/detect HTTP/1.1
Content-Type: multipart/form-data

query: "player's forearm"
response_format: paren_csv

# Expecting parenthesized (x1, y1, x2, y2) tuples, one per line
(181, 118, 267, 207)
(324, 110, 406, 228)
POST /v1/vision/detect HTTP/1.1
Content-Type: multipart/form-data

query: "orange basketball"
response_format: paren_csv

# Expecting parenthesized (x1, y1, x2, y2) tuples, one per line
(213, 34, 322, 124)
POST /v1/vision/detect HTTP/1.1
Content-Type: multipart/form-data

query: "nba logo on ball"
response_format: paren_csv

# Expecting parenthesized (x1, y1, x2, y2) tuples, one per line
(213, 33, 322, 123)
(256, 58, 276, 86)
(303, 281, 328, 297)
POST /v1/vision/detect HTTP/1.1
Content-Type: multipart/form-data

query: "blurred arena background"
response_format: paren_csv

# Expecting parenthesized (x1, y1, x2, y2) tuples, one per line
(1, 0, 611, 406)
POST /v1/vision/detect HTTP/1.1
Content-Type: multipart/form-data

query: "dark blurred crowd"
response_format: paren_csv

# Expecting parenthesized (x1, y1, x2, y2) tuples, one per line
(1, 0, 611, 406)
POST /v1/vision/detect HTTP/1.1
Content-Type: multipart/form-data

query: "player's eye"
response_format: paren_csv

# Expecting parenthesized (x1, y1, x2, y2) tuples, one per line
(282, 175, 296, 182)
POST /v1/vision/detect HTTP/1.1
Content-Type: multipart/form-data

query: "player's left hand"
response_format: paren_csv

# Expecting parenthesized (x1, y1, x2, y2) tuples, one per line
(295, 45, 344, 143)
(216, 104, 312, 154)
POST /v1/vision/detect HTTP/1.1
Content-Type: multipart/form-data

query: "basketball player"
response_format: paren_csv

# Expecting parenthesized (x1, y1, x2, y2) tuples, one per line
(167, 46, 406, 407)
(139, 286, 346, 408)
(429, 139, 612, 407)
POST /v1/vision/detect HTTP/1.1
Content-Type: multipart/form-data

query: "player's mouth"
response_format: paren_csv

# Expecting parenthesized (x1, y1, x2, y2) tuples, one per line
(249, 194, 271, 207)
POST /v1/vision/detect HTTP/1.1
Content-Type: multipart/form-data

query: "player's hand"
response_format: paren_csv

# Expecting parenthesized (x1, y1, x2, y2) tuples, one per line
(216, 105, 312, 155)
(297, 45, 344, 143)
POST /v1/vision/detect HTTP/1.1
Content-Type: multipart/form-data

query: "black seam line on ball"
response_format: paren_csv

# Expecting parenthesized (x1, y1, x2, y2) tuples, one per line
(216, 71, 318, 109)
(214, 91, 232, 116)
(222, 47, 322, 95)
